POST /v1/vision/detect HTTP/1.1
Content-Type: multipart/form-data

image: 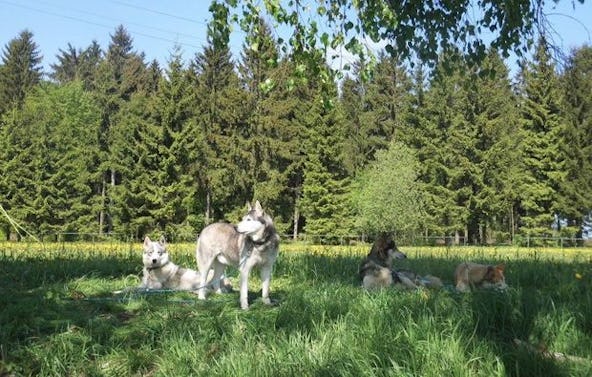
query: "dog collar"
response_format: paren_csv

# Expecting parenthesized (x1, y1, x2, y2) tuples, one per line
(250, 228, 272, 246)
(251, 237, 268, 246)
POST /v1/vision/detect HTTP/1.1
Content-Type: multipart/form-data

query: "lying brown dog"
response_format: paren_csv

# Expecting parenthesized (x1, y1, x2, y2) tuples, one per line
(454, 262, 507, 292)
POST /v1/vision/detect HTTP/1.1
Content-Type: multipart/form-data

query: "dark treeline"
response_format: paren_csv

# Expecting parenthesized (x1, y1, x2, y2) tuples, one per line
(1, 24, 591, 244)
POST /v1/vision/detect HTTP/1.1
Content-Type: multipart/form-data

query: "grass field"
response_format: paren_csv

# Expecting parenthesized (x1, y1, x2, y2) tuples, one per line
(1, 241, 591, 376)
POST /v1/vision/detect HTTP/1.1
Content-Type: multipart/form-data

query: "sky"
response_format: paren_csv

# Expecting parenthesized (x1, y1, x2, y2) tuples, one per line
(1, 0, 591, 75)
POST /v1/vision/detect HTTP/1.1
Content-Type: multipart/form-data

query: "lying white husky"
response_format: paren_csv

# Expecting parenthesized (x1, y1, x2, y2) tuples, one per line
(141, 236, 231, 292)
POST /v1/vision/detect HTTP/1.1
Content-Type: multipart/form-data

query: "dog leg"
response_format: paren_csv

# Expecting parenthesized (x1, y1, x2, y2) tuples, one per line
(456, 266, 471, 292)
(239, 262, 254, 310)
(260, 264, 273, 305)
(456, 283, 470, 292)
(397, 273, 419, 290)
(139, 270, 150, 289)
(211, 262, 226, 294)
(196, 258, 213, 300)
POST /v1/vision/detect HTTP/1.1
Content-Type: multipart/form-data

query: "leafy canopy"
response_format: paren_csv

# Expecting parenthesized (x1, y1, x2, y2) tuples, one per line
(351, 141, 424, 235)
(208, 0, 567, 86)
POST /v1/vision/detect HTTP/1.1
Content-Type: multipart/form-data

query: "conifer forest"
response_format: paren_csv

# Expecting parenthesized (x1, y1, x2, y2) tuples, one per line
(1, 23, 591, 244)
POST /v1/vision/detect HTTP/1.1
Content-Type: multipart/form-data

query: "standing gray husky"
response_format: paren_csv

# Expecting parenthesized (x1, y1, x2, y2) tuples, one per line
(196, 201, 280, 310)
(140, 236, 231, 291)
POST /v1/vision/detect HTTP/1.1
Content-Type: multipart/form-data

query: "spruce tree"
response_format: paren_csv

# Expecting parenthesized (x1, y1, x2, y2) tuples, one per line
(360, 52, 413, 148)
(339, 73, 366, 175)
(93, 25, 147, 234)
(51, 41, 103, 91)
(558, 45, 592, 239)
(471, 50, 522, 243)
(410, 50, 522, 244)
(78, 41, 103, 91)
(109, 47, 189, 238)
(516, 38, 566, 237)
(50, 43, 81, 83)
(237, 19, 284, 210)
(0, 30, 42, 116)
(149, 47, 194, 234)
(108, 93, 155, 238)
(190, 37, 249, 223)
(0, 83, 101, 238)
(400, 62, 428, 149)
(299, 90, 353, 241)
(265, 59, 308, 235)
(419, 52, 473, 242)
(340, 53, 412, 175)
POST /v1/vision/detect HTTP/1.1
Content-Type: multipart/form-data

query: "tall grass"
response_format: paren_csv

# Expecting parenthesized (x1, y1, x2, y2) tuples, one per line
(1, 242, 591, 376)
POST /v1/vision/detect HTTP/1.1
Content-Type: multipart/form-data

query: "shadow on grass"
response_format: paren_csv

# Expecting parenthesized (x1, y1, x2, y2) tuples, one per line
(1, 250, 591, 376)
(276, 251, 592, 376)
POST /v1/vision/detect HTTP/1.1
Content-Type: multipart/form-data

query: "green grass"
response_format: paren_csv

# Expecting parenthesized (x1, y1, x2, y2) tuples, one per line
(1, 243, 591, 376)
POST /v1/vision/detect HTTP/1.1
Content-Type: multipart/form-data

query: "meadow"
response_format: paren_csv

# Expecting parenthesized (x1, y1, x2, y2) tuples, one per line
(1, 241, 591, 376)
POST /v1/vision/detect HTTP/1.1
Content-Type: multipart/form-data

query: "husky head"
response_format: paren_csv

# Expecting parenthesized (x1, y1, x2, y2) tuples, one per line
(481, 263, 507, 290)
(370, 234, 407, 264)
(237, 200, 272, 242)
(142, 236, 169, 269)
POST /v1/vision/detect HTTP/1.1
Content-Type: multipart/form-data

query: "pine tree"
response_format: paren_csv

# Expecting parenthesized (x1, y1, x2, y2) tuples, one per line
(0, 83, 101, 238)
(78, 41, 103, 91)
(299, 90, 353, 241)
(0, 30, 42, 116)
(516, 38, 567, 237)
(149, 47, 194, 234)
(50, 43, 81, 83)
(50, 41, 103, 91)
(237, 19, 284, 209)
(418, 52, 473, 242)
(93, 25, 148, 234)
(189, 37, 249, 223)
(108, 93, 155, 238)
(339, 73, 366, 175)
(340, 53, 412, 175)
(557, 45, 592, 239)
(470, 50, 522, 243)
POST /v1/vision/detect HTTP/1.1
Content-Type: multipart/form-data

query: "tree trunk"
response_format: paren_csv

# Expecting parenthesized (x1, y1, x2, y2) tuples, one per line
(510, 205, 515, 244)
(99, 176, 106, 236)
(478, 223, 484, 245)
(205, 190, 211, 225)
(108, 168, 115, 233)
(292, 205, 299, 240)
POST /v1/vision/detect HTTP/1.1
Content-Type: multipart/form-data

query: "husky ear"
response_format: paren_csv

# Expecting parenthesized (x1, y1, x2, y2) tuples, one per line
(159, 235, 167, 246)
(246, 201, 252, 210)
(143, 236, 151, 249)
(254, 200, 263, 213)
(496, 263, 505, 272)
